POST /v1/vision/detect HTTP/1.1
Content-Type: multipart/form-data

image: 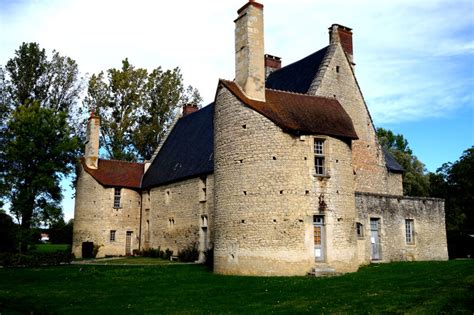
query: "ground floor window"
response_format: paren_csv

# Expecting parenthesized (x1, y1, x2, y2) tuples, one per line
(110, 230, 116, 242)
(405, 219, 415, 244)
(356, 222, 364, 238)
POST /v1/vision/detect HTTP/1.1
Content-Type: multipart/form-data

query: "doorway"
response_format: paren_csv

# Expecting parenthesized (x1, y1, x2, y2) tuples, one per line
(370, 218, 381, 260)
(313, 215, 325, 261)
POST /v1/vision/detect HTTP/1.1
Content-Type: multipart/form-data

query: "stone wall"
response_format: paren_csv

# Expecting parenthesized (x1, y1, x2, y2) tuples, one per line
(72, 166, 141, 258)
(213, 85, 359, 275)
(355, 192, 448, 263)
(310, 43, 403, 196)
(143, 175, 214, 260)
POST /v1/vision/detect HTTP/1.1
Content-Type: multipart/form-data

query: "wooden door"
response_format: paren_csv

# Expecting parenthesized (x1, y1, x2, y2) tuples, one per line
(370, 219, 381, 260)
(313, 216, 325, 261)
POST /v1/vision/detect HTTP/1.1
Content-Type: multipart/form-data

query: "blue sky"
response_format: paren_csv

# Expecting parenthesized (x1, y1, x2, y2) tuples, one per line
(1, 0, 473, 221)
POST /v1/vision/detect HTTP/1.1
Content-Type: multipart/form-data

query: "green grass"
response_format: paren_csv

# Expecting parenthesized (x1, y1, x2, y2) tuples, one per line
(91, 257, 175, 265)
(0, 260, 472, 314)
(29, 244, 70, 253)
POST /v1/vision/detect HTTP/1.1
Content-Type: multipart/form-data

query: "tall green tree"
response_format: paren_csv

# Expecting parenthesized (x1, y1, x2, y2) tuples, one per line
(85, 58, 202, 162)
(0, 43, 82, 249)
(376, 128, 430, 196)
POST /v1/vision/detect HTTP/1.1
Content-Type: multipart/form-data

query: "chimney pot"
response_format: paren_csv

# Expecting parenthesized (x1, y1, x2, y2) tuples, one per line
(264, 54, 281, 78)
(182, 104, 199, 116)
(329, 24, 354, 64)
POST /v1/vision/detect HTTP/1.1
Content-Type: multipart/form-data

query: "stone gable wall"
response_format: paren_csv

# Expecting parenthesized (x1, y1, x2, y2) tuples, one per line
(310, 44, 403, 195)
(72, 165, 141, 258)
(355, 192, 448, 263)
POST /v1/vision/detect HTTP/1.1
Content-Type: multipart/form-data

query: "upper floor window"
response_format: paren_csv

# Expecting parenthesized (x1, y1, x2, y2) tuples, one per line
(314, 139, 326, 176)
(356, 222, 364, 238)
(114, 187, 121, 208)
(199, 176, 207, 202)
(405, 219, 415, 244)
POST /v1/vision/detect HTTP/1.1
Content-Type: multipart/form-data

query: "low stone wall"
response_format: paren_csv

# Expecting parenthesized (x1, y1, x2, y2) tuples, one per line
(355, 192, 448, 264)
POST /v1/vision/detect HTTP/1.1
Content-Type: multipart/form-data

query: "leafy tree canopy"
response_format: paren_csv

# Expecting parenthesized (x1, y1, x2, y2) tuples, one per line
(85, 58, 202, 162)
(430, 147, 473, 233)
(0, 43, 82, 245)
(376, 128, 430, 196)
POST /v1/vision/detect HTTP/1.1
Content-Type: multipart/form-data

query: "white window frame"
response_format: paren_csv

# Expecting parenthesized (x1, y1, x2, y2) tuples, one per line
(113, 188, 121, 208)
(314, 138, 326, 176)
(405, 219, 415, 244)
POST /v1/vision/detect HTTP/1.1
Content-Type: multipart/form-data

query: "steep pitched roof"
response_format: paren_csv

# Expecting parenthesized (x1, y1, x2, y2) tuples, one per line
(266, 46, 328, 93)
(220, 80, 358, 140)
(141, 104, 214, 188)
(382, 148, 405, 173)
(81, 158, 144, 189)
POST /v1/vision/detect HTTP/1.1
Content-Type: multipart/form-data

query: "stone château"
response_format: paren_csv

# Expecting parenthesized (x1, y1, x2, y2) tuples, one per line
(72, 0, 448, 276)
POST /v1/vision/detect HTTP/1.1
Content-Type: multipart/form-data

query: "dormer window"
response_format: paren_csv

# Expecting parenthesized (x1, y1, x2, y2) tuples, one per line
(314, 139, 326, 176)
(114, 187, 121, 208)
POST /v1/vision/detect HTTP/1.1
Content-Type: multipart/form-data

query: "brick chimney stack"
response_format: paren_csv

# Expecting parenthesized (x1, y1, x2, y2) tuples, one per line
(235, 0, 265, 101)
(85, 112, 100, 169)
(329, 24, 354, 65)
(264, 54, 281, 79)
(182, 104, 199, 116)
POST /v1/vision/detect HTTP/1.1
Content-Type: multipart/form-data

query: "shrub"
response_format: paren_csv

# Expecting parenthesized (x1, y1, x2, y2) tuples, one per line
(164, 249, 174, 260)
(178, 243, 199, 262)
(0, 251, 74, 267)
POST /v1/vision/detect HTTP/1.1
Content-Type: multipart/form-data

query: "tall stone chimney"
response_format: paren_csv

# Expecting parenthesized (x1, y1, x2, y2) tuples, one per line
(235, 0, 265, 101)
(85, 112, 100, 169)
(182, 104, 199, 116)
(329, 24, 354, 65)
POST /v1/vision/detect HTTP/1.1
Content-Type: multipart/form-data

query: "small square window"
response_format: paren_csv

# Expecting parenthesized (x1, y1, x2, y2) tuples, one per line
(110, 230, 116, 242)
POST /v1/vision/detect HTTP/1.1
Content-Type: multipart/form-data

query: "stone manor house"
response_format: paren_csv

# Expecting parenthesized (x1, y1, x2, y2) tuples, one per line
(73, 0, 448, 275)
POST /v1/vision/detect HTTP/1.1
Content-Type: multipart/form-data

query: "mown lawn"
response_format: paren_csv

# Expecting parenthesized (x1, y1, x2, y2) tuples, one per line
(29, 244, 70, 253)
(0, 260, 472, 314)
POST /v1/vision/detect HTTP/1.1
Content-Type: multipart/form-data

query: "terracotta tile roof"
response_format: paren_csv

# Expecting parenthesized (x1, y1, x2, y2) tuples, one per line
(219, 80, 358, 140)
(80, 158, 144, 189)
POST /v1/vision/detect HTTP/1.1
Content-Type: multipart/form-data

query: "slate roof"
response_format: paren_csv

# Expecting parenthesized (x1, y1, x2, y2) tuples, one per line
(382, 148, 405, 173)
(81, 158, 144, 189)
(220, 80, 358, 140)
(141, 104, 214, 188)
(266, 46, 328, 93)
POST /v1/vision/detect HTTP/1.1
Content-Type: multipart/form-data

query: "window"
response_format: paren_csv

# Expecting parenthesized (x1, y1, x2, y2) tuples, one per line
(199, 177, 207, 202)
(356, 222, 364, 238)
(314, 139, 325, 175)
(405, 219, 415, 244)
(110, 230, 116, 242)
(113, 188, 121, 208)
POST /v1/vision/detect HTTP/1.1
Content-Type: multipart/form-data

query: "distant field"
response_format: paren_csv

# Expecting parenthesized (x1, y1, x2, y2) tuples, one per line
(30, 244, 70, 253)
(0, 260, 472, 314)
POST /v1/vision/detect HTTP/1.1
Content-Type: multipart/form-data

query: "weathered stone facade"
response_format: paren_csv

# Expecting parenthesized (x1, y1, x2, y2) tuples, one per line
(72, 166, 141, 258)
(72, 0, 448, 275)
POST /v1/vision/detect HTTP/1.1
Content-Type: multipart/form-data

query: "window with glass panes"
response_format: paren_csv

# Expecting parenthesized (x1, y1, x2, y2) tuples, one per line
(114, 188, 121, 208)
(314, 139, 325, 175)
(405, 219, 414, 244)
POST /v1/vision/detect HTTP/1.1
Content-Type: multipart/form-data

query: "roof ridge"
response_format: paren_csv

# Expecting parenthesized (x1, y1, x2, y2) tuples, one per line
(99, 158, 144, 165)
(265, 87, 338, 101)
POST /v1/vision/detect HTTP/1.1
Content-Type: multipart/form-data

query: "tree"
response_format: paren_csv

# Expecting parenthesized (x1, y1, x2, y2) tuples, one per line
(0, 43, 82, 250)
(49, 218, 73, 244)
(84, 58, 202, 162)
(376, 128, 430, 196)
(430, 147, 473, 233)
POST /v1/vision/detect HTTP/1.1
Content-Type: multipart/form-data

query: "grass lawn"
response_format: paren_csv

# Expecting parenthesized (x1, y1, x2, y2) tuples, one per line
(29, 244, 70, 253)
(0, 260, 472, 314)
(87, 257, 176, 265)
